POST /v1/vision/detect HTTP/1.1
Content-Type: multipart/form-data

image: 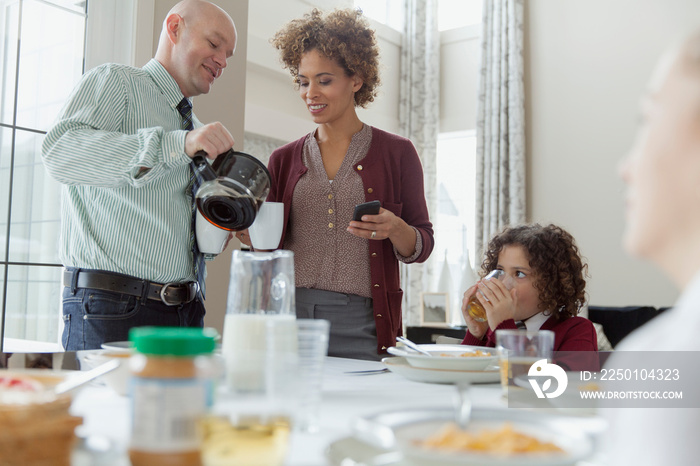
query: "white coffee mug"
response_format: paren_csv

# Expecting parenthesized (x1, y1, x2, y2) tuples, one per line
(248, 201, 284, 250)
(196, 209, 230, 256)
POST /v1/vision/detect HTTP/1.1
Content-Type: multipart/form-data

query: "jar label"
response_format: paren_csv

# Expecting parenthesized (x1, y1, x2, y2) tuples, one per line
(130, 378, 210, 452)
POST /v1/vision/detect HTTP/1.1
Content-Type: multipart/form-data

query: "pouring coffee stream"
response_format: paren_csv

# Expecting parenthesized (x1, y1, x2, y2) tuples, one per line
(191, 149, 271, 231)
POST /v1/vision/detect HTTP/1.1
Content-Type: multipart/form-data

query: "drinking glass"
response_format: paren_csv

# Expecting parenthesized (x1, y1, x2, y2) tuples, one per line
(465, 269, 515, 322)
(202, 318, 299, 466)
(496, 329, 554, 398)
(295, 319, 330, 433)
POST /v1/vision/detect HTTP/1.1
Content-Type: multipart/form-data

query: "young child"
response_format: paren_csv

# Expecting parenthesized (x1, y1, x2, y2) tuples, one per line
(461, 223, 597, 351)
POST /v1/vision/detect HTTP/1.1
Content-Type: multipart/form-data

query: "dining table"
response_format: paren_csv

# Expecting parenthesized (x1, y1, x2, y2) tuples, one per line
(63, 355, 610, 466)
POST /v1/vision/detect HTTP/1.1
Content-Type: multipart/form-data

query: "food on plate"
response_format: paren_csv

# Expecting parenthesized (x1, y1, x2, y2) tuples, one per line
(0, 374, 43, 391)
(417, 422, 564, 455)
(438, 349, 492, 358)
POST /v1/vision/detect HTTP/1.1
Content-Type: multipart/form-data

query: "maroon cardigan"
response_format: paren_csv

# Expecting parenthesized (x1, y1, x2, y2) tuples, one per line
(461, 315, 598, 352)
(267, 127, 434, 354)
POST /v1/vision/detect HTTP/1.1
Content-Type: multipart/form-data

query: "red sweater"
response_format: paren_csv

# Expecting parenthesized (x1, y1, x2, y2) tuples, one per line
(461, 315, 598, 352)
(267, 127, 434, 354)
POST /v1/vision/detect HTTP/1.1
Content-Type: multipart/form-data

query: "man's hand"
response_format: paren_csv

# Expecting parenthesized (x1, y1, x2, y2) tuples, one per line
(185, 122, 235, 160)
(235, 229, 252, 247)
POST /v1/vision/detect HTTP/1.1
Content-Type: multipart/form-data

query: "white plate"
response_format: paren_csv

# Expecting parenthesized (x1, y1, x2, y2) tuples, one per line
(352, 407, 595, 466)
(387, 344, 498, 371)
(100, 341, 133, 353)
(326, 436, 407, 465)
(382, 357, 500, 384)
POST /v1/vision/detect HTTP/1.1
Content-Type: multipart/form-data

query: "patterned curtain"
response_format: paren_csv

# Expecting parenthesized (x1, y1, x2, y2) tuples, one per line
(475, 0, 526, 256)
(399, 0, 440, 327)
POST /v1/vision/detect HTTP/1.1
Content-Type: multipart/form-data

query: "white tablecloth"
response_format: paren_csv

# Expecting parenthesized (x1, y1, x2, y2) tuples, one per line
(69, 356, 604, 465)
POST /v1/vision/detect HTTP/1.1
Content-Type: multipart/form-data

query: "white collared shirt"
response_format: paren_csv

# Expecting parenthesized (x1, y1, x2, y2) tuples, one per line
(42, 60, 196, 283)
(522, 311, 549, 331)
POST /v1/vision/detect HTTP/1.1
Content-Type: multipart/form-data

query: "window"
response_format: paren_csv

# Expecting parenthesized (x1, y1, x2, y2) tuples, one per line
(354, 0, 405, 32)
(433, 130, 477, 324)
(0, 0, 86, 350)
(438, 0, 482, 31)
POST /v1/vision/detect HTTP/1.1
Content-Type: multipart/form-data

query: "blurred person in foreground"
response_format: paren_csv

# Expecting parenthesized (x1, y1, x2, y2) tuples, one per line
(41, 0, 237, 350)
(607, 30, 700, 465)
(238, 9, 434, 360)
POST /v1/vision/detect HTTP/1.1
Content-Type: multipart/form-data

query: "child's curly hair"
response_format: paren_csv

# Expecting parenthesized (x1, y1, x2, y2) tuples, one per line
(270, 8, 380, 108)
(480, 224, 588, 320)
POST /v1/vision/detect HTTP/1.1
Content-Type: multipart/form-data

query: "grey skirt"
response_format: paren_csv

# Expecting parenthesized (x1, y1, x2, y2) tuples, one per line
(295, 287, 381, 361)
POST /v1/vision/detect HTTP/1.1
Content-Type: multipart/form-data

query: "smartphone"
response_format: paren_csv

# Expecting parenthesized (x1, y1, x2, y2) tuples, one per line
(353, 200, 381, 221)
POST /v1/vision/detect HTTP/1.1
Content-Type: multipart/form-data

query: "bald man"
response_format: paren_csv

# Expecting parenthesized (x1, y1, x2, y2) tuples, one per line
(42, 1, 237, 350)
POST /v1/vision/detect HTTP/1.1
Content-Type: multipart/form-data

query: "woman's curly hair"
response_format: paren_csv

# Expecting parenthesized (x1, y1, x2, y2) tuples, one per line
(480, 224, 588, 320)
(270, 8, 380, 108)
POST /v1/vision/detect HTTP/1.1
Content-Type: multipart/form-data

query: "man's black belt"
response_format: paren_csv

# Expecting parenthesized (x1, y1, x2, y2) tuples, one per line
(63, 269, 198, 306)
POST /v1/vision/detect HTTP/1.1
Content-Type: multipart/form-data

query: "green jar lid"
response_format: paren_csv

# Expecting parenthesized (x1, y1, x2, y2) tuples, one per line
(129, 327, 217, 356)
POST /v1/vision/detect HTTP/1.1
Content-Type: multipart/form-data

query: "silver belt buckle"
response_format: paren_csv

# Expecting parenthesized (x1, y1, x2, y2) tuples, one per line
(159, 282, 182, 306)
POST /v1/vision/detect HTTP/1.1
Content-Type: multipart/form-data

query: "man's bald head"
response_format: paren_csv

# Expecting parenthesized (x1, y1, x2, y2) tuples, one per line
(155, 0, 237, 97)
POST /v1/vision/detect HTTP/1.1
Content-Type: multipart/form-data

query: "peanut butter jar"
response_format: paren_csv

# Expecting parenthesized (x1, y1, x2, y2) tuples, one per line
(128, 327, 217, 466)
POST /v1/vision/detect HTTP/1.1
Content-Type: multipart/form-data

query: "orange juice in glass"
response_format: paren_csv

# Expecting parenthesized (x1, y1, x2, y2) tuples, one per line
(496, 329, 554, 398)
(466, 270, 515, 322)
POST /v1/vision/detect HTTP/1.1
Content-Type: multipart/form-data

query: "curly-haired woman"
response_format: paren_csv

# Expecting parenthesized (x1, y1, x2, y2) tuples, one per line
(236, 9, 434, 360)
(460, 224, 597, 351)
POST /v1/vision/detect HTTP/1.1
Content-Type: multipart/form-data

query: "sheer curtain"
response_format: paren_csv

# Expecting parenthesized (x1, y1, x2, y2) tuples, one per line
(399, 0, 440, 326)
(475, 0, 526, 255)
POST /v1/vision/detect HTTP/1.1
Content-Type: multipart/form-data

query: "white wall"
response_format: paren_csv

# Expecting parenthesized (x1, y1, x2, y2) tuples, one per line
(525, 0, 700, 307)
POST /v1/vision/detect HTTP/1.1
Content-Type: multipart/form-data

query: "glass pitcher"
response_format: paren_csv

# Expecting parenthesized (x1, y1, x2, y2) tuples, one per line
(222, 250, 297, 392)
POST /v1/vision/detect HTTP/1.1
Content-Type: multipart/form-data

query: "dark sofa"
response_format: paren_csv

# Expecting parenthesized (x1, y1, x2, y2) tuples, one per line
(587, 305, 670, 348)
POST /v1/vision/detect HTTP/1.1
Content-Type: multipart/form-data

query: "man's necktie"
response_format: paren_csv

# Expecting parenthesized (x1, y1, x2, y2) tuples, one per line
(177, 97, 206, 299)
(515, 320, 527, 330)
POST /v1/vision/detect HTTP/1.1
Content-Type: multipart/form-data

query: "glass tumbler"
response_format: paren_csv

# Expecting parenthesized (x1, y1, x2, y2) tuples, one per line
(465, 269, 515, 322)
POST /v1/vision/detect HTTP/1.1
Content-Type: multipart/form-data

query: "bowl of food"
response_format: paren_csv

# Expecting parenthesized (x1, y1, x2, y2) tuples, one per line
(405, 420, 586, 465)
(353, 407, 593, 466)
(387, 344, 498, 371)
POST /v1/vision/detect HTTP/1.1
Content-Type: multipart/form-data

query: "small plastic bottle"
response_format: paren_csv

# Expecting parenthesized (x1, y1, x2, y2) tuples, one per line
(128, 327, 217, 466)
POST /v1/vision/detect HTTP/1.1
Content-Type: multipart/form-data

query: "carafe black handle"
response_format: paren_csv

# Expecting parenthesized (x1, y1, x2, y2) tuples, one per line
(191, 151, 217, 182)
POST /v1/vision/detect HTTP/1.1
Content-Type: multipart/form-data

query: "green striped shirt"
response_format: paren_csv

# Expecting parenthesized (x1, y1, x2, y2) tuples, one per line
(42, 59, 201, 283)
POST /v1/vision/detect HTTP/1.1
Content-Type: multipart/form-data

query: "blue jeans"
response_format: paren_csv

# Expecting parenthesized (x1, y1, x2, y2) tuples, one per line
(61, 287, 206, 350)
